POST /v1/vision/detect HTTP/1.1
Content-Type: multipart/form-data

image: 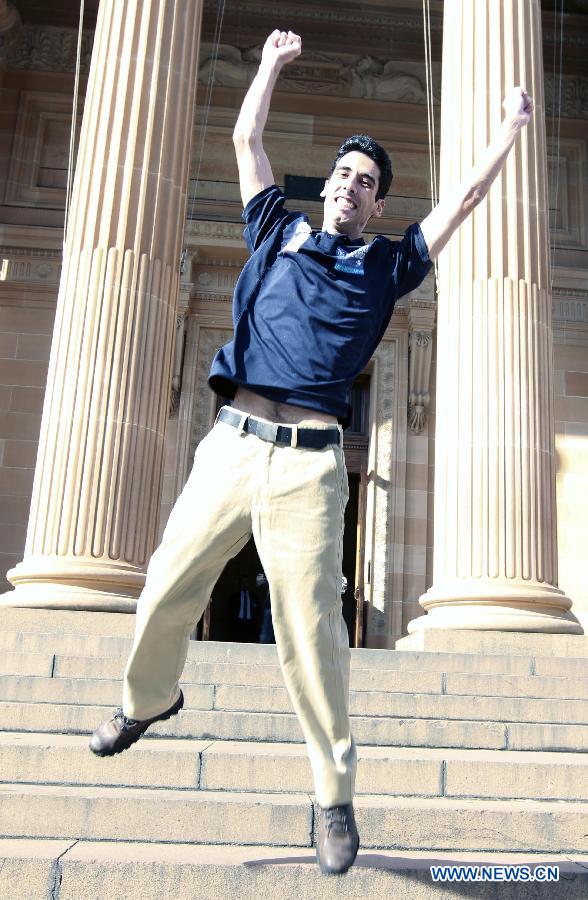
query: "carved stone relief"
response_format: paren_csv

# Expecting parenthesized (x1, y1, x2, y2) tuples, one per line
(408, 331, 433, 434)
(545, 74, 588, 120)
(345, 57, 436, 102)
(6, 25, 93, 72)
(0, 249, 61, 284)
(553, 299, 588, 322)
(198, 41, 436, 103)
(195, 267, 239, 295)
(2, 26, 586, 120)
(169, 290, 191, 418)
(198, 43, 259, 88)
(407, 299, 436, 434)
(188, 326, 232, 461)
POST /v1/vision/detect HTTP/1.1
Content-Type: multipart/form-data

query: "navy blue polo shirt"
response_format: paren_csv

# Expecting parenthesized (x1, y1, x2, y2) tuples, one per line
(209, 185, 431, 422)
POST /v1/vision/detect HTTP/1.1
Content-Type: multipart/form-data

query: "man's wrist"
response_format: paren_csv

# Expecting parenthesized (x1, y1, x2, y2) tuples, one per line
(258, 60, 282, 83)
(500, 117, 524, 139)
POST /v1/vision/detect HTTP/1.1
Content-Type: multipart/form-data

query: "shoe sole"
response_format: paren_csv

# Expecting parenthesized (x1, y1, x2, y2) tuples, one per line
(90, 691, 184, 758)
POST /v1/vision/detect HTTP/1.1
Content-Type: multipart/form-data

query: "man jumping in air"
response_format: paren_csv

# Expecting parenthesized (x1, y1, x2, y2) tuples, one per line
(90, 30, 532, 875)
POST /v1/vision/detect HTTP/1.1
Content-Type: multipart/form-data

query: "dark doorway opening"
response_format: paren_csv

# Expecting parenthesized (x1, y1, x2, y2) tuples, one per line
(208, 538, 264, 643)
(199, 473, 361, 646)
(342, 473, 360, 643)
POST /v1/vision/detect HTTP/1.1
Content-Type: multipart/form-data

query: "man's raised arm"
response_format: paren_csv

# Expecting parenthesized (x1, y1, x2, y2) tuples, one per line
(233, 30, 301, 208)
(420, 87, 533, 260)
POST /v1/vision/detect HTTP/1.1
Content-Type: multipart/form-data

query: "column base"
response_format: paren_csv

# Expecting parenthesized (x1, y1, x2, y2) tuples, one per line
(409, 579, 583, 635)
(1, 557, 144, 612)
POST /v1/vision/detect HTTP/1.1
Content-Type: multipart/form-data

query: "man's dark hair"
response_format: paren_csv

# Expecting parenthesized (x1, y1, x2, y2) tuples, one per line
(330, 134, 393, 200)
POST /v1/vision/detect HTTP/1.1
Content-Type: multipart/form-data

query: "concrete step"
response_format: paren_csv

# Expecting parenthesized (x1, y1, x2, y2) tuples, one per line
(397, 629, 588, 658)
(444, 670, 588, 701)
(3, 664, 587, 717)
(0, 783, 586, 853)
(0, 700, 497, 748)
(0, 641, 588, 684)
(214, 683, 588, 725)
(54, 644, 588, 680)
(2, 840, 586, 900)
(0, 666, 445, 698)
(1, 674, 586, 725)
(0, 631, 546, 675)
(4, 635, 588, 685)
(3, 606, 588, 659)
(0, 674, 213, 709)
(1, 700, 587, 751)
(0, 607, 136, 637)
(1, 733, 587, 802)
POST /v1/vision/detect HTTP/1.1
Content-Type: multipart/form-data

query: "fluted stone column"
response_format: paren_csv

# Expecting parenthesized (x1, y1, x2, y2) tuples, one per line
(1, 1, 203, 611)
(410, 0, 582, 633)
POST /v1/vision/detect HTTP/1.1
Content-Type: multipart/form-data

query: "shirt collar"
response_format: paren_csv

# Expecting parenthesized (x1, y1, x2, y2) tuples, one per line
(316, 230, 364, 249)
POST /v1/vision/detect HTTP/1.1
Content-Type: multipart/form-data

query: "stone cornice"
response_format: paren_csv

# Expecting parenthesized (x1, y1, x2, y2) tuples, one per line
(192, 292, 231, 304)
(554, 286, 588, 300)
(186, 220, 243, 243)
(207, 1, 443, 33)
(0, 245, 61, 258)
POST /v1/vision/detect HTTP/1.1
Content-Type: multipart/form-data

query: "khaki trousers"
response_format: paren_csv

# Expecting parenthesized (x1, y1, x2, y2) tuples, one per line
(123, 410, 356, 807)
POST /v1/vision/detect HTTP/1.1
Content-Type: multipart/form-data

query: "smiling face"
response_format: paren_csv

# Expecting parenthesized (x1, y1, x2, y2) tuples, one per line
(321, 150, 385, 239)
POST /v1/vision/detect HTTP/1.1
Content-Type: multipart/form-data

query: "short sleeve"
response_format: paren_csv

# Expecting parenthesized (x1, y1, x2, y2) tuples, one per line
(242, 185, 291, 254)
(385, 223, 432, 300)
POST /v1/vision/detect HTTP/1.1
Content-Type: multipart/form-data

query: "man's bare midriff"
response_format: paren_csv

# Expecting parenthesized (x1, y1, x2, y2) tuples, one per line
(234, 387, 337, 426)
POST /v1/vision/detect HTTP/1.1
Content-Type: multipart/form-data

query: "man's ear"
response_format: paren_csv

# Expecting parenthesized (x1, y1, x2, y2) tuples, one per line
(320, 179, 329, 198)
(372, 198, 385, 218)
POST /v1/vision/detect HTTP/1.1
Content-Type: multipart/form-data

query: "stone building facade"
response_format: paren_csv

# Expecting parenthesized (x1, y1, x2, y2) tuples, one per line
(0, 0, 586, 647)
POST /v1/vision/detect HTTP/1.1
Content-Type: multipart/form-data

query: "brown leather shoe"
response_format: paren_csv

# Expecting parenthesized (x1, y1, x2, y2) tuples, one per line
(315, 802, 360, 875)
(89, 691, 184, 757)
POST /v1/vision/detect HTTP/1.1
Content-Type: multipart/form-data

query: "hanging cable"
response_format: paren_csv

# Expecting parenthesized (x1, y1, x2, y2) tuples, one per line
(64, 0, 85, 248)
(422, 0, 439, 284)
(550, 0, 564, 292)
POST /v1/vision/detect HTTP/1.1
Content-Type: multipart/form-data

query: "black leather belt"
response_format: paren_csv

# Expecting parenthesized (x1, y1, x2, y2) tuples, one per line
(217, 407, 341, 449)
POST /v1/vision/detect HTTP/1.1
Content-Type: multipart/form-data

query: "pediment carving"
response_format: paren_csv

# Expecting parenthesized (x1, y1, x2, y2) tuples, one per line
(197, 41, 436, 103)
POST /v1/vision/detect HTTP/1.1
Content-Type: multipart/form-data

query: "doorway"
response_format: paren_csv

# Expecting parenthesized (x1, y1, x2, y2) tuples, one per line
(197, 376, 370, 645)
(197, 472, 364, 647)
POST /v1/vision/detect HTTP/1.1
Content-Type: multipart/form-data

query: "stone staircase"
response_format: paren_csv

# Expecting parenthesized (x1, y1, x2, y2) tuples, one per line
(0, 607, 587, 899)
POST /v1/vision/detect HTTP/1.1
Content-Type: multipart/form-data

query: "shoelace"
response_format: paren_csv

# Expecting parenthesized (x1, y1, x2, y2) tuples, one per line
(113, 708, 137, 730)
(324, 807, 350, 835)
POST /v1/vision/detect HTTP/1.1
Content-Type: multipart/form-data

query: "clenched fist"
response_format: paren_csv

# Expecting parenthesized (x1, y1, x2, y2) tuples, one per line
(503, 86, 533, 130)
(261, 30, 302, 71)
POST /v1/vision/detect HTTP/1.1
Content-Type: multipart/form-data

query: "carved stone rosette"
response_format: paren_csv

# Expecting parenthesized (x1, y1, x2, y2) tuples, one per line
(410, 0, 582, 634)
(1, 1, 204, 611)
